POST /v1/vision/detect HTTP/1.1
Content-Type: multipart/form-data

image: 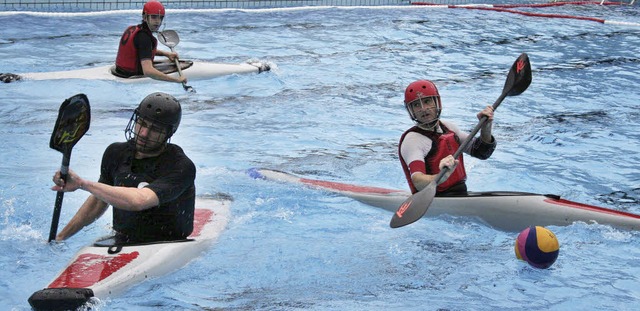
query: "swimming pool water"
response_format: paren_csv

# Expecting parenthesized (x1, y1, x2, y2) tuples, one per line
(1, 4, 639, 310)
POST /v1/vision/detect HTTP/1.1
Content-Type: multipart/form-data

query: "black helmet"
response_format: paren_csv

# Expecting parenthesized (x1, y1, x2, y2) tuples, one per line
(137, 92, 181, 135)
(125, 92, 181, 143)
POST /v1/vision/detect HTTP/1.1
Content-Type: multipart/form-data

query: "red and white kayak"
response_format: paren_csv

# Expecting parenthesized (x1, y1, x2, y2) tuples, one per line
(28, 195, 231, 310)
(248, 168, 640, 232)
(1, 59, 270, 84)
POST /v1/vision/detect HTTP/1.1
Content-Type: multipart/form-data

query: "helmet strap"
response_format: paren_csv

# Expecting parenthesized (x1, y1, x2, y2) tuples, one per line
(418, 120, 439, 131)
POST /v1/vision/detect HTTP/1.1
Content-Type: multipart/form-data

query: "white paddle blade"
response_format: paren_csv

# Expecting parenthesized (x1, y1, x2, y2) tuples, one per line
(158, 30, 180, 48)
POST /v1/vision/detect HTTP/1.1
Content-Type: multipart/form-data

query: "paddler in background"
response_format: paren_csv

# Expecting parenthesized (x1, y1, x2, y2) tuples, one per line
(51, 92, 196, 243)
(113, 1, 187, 84)
(399, 80, 497, 195)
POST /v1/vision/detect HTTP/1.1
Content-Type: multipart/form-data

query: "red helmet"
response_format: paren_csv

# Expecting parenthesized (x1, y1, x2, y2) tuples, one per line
(404, 80, 440, 104)
(403, 80, 442, 125)
(143, 1, 165, 16)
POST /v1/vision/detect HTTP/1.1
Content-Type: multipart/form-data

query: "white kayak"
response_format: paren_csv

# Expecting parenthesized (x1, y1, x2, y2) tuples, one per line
(1, 59, 270, 83)
(248, 168, 640, 232)
(28, 195, 231, 310)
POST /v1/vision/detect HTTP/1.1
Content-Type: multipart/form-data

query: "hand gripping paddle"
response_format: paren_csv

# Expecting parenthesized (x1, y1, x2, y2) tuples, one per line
(158, 30, 196, 93)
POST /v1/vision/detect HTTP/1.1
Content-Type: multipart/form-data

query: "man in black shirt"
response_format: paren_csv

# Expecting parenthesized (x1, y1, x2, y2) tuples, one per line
(52, 92, 196, 243)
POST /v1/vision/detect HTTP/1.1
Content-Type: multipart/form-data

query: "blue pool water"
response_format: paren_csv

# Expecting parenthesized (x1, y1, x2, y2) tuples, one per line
(1, 4, 639, 310)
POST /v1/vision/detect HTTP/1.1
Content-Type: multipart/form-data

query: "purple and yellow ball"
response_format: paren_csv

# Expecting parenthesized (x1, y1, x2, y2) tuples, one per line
(515, 226, 559, 269)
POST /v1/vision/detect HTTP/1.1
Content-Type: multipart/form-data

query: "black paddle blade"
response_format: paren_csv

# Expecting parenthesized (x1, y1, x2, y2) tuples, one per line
(504, 53, 532, 97)
(50, 94, 91, 154)
(390, 183, 436, 228)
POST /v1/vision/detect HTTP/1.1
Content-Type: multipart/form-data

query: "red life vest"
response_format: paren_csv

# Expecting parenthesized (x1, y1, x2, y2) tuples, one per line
(399, 124, 467, 194)
(115, 25, 157, 75)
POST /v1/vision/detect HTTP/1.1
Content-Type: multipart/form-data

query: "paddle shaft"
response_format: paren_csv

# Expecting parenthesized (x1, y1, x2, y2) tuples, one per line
(157, 30, 194, 92)
(48, 152, 71, 242)
(168, 47, 194, 92)
(433, 91, 506, 184)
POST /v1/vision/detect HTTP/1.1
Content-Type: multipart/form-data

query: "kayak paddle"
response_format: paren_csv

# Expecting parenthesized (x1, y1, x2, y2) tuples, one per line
(158, 30, 196, 93)
(48, 94, 91, 242)
(390, 53, 532, 228)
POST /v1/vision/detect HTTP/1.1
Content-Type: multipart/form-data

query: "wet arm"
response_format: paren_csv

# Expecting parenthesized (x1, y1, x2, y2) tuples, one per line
(53, 169, 159, 212)
(141, 59, 186, 83)
(155, 49, 178, 61)
(411, 171, 436, 192)
(79, 178, 160, 212)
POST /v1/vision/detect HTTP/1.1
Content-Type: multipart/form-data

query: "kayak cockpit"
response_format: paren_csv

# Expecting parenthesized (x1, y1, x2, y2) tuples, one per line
(109, 60, 194, 79)
(93, 234, 195, 254)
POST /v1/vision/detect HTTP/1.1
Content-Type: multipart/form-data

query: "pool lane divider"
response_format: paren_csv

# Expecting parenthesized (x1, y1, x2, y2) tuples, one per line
(411, 1, 640, 27)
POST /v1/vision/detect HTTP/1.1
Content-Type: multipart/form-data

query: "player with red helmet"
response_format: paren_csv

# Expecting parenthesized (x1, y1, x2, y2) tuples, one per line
(399, 80, 496, 195)
(114, 1, 187, 84)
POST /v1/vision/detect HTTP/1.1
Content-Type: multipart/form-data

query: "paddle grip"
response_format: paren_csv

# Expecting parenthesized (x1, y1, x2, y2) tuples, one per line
(48, 152, 71, 242)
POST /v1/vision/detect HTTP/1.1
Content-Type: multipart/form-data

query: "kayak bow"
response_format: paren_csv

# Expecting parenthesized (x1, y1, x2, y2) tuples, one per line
(28, 196, 231, 311)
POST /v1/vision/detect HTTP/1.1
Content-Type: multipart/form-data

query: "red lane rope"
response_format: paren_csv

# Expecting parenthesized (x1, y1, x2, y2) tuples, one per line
(491, 1, 628, 8)
(456, 6, 606, 23)
(412, 1, 629, 8)
(411, 1, 635, 25)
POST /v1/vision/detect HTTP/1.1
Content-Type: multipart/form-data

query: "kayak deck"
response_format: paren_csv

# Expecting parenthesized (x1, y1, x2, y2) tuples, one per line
(28, 196, 231, 311)
(249, 168, 640, 232)
(4, 59, 270, 83)
(109, 60, 195, 78)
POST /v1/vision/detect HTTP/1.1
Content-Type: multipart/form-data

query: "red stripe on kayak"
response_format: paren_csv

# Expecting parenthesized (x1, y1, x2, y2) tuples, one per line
(190, 208, 214, 237)
(48, 252, 139, 288)
(299, 178, 405, 195)
(545, 198, 640, 219)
